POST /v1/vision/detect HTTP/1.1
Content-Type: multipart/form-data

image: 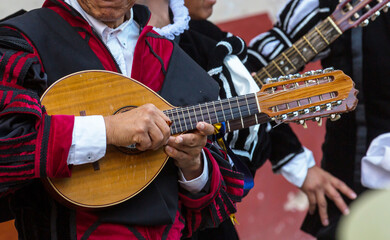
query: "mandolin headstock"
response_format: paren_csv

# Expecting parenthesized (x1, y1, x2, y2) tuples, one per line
(257, 69, 358, 127)
(332, 0, 390, 31)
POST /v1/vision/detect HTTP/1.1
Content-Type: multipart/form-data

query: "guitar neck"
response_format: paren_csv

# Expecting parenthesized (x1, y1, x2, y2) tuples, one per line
(164, 93, 261, 134)
(253, 16, 342, 84)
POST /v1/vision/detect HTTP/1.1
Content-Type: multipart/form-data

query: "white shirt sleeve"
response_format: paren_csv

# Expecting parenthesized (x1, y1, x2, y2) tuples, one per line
(361, 133, 390, 189)
(67, 115, 107, 165)
(277, 146, 316, 187)
(178, 150, 209, 193)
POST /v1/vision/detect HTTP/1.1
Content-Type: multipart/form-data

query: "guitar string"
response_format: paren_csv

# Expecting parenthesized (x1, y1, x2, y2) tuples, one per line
(255, 18, 335, 81)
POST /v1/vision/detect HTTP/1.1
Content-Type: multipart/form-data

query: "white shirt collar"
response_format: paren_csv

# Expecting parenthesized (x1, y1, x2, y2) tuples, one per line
(64, 0, 134, 41)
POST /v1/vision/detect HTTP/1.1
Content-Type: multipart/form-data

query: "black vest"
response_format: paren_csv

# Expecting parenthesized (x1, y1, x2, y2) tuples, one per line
(1, 5, 219, 238)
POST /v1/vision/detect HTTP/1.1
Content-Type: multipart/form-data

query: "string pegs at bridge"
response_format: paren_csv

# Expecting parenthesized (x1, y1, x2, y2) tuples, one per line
(330, 114, 341, 121)
(299, 119, 308, 129)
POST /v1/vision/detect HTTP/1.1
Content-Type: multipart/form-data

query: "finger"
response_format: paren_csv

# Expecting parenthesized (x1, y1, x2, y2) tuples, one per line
(168, 135, 203, 158)
(196, 122, 214, 135)
(135, 133, 152, 151)
(316, 190, 329, 226)
(147, 121, 170, 150)
(306, 192, 317, 215)
(165, 145, 188, 164)
(325, 186, 349, 215)
(332, 178, 357, 200)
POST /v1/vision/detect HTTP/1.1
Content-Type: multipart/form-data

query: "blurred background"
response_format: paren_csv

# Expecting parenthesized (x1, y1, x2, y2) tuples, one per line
(0, 0, 323, 239)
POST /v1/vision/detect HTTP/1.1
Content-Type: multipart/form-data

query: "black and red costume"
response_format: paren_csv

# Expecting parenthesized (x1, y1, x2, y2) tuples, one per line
(0, 1, 245, 239)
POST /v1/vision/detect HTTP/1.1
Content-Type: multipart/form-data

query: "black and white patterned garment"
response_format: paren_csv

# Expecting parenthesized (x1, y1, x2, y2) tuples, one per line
(246, 0, 330, 69)
(243, 0, 332, 183)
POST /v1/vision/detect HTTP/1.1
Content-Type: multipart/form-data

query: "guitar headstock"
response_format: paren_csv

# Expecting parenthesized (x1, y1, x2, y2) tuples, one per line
(257, 69, 358, 126)
(332, 0, 390, 31)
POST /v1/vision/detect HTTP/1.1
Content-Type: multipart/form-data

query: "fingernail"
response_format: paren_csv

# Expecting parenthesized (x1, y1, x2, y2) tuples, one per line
(198, 122, 204, 130)
(323, 219, 329, 226)
(165, 146, 172, 153)
(344, 208, 350, 215)
(350, 193, 357, 199)
(175, 137, 183, 144)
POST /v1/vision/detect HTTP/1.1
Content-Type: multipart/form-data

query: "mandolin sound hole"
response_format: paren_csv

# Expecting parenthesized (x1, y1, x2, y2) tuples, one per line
(113, 106, 142, 155)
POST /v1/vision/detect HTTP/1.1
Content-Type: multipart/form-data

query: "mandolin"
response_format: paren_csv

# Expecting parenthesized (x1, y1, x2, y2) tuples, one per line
(41, 69, 357, 209)
(252, 0, 390, 85)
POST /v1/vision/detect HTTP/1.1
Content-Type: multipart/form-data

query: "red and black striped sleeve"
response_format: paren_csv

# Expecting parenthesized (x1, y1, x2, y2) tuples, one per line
(0, 26, 73, 197)
(179, 142, 244, 237)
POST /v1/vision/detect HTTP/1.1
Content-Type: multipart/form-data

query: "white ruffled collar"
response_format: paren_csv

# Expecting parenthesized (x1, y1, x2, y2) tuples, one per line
(152, 0, 190, 40)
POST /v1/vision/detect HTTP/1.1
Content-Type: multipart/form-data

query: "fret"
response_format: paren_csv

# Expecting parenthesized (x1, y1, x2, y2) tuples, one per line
(245, 95, 251, 116)
(236, 98, 244, 129)
(227, 98, 234, 120)
(302, 36, 318, 54)
(326, 16, 342, 35)
(253, 74, 264, 86)
(281, 52, 297, 71)
(175, 108, 184, 132)
(220, 100, 227, 122)
(226, 120, 231, 132)
(205, 102, 212, 123)
(192, 105, 198, 123)
(314, 26, 330, 45)
(272, 60, 285, 75)
(212, 101, 219, 123)
(186, 107, 193, 128)
(292, 44, 307, 62)
(181, 108, 188, 131)
(255, 114, 259, 125)
(262, 67, 272, 78)
(321, 18, 342, 43)
(199, 104, 205, 122)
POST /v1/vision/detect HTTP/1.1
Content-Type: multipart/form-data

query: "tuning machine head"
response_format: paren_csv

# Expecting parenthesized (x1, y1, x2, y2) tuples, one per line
(330, 114, 341, 121)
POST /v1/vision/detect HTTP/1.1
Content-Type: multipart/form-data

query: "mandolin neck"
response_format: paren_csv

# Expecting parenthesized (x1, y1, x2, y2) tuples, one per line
(164, 93, 261, 134)
(253, 16, 342, 84)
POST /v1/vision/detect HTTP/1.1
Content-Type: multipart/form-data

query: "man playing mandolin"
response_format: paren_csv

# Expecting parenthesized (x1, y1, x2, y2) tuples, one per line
(0, 0, 246, 239)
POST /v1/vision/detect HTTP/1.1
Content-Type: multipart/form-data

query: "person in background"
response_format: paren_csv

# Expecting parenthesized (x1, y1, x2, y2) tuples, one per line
(135, 0, 356, 239)
(247, 0, 390, 239)
(0, 0, 245, 239)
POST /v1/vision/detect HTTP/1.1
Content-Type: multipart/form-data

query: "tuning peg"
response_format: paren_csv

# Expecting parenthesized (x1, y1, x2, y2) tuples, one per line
(365, 5, 372, 11)
(299, 120, 308, 129)
(315, 117, 322, 126)
(278, 75, 289, 81)
(281, 114, 288, 120)
(323, 67, 334, 73)
(293, 73, 302, 78)
(326, 103, 332, 111)
(384, 3, 390, 13)
(346, 3, 353, 11)
(302, 70, 314, 77)
(315, 106, 321, 112)
(353, 12, 360, 20)
(265, 77, 278, 83)
(371, 11, 381, 21)
(359, 19, 370, 27)
(315, 69, 323, 75)
(330, 114, 341, 121)
(290, 111, 299, 117)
